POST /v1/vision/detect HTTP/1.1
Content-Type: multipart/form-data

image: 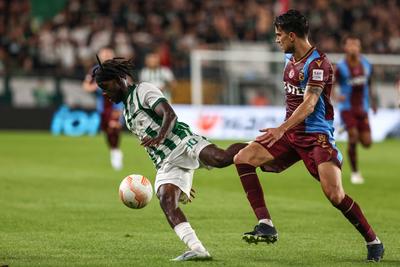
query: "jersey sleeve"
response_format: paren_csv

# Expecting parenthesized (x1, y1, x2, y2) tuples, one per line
(137, 82, 168, 110)
(306, 58, 332, 89)
(162, 67, 175, 82)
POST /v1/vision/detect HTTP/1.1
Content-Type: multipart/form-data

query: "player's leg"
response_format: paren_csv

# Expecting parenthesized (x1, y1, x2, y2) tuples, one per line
(318, 162, 384, 262)
(105, 110, 123, 170)
(347, 127, 364, 184)
(342, 111, 363, 183)
(157, 183, 211, 261)
(347, 127, 359, 172)
(351, 113, 372, 183)
(233, 142, 278, 244)
(359, 130, 372, 148)
(358, 112, 372, 148)
(199, 143, 247, 168)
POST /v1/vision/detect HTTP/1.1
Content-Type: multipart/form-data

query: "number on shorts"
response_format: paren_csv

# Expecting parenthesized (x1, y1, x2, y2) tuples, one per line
(186, 138, 198, 148)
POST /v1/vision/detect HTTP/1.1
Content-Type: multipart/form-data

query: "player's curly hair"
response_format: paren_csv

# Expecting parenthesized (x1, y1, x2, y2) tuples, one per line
(93, 57, 136, 85)
(274, 9, 309, 38)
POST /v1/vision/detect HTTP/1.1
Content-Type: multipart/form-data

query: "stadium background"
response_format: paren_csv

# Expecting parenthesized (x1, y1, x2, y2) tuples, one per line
(1, 0, 400, 266)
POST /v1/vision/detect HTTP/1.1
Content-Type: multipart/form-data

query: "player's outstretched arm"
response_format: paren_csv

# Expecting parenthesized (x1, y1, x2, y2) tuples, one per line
(256, 85, 322, 147)
(141, 101, 177, 147)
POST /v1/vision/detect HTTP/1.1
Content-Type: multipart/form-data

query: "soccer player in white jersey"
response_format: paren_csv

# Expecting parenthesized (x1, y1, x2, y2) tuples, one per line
(93, 57, 245, 261)
(139, 52, 176, 102)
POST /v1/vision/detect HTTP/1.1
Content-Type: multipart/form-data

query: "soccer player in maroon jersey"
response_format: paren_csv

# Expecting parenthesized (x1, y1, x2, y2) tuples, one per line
(335, 35, 377, 184)
(83, 47, 124, 170)
(234, 10, 384, 262)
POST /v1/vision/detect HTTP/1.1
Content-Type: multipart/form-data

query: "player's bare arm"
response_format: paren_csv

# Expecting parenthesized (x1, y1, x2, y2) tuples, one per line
(141, 101, 177, 147)
(256, 85, 323, 147)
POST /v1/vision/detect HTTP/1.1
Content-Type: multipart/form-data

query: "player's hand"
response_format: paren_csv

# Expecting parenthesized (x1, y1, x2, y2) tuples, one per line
(256, 127, 285, 147)
(140, 134, 165, 148)
(189, 188, 196, 202)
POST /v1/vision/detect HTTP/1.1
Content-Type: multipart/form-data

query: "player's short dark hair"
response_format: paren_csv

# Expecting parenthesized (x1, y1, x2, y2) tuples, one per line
(93, 57, 136, 85)
(342, 34, 361, 44)
(274, 9, 309, 38)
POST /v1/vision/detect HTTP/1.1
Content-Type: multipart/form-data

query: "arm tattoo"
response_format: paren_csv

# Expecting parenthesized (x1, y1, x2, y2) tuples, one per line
(305, 86, 323, 97)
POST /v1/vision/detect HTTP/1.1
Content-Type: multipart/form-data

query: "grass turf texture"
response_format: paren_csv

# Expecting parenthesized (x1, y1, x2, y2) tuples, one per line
(0, 131, 399, 267)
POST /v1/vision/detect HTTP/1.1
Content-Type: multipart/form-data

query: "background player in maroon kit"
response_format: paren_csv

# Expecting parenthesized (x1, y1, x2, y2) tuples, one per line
(234, 10, 384, 262)
(83, 47, 124, 170)
(335, 36, 377, 184)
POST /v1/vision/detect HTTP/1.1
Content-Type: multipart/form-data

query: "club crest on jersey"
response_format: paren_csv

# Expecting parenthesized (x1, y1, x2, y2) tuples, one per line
(289, 69, 295, 79)
(299, 70, 304, 81)
(284, 82, 305, 95)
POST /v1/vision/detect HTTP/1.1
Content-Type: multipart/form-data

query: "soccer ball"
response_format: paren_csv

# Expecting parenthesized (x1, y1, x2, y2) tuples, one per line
(119, 174, 153, 209)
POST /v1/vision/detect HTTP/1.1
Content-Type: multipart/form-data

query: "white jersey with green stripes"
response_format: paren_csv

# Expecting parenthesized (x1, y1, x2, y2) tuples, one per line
(123, 82, 197, 169)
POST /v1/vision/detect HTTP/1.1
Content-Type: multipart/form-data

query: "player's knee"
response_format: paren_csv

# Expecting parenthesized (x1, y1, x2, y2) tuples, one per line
(212, 151, 231, 168)
(233, 149, 250, 165)
(327, 190, 345, 206)
(361, 139, 372, 148)
(158, 191, 178, 211)
(348, 133, 359, 143)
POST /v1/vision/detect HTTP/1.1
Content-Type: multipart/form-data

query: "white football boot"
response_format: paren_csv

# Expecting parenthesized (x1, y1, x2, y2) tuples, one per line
(110, 149, 123, 171)
(351, 172, 365, 184)
(171, 250, 212, 261)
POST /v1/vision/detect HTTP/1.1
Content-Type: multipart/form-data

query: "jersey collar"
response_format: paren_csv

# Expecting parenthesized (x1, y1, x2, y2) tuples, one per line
(123, 84, 137, 105)
(292, 46, 315, 65)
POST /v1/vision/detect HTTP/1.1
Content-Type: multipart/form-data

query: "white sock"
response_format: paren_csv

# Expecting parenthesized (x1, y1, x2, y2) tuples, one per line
(110, 149, 123, 170)
(259, 219, 273, 227)
(367, 237, 381, 245)
(174, 222, 206, 252)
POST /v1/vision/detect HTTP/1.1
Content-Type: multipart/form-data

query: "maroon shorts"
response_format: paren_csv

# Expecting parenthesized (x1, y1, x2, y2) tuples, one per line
(257, 131, 343, 180)
(100, 109, 119, 132)
(341, 110, 370, 132)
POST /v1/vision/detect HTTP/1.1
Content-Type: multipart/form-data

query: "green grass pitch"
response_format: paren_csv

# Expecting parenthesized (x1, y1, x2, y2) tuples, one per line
(0, 131, 399, 267)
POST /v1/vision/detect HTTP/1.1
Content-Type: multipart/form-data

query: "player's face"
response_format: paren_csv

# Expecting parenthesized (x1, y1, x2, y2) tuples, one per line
(145, 53, 160, 68)
(275, 26, 295, 53)
(100, 79, 125, 103)
(344, 38, 361, 57)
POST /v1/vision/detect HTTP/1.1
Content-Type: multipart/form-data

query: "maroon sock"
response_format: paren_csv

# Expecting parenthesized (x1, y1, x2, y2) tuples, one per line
(235, 163, 271, 220)
(106, 128, 120, 149)
(348, 143, 357, 172)
(335, 194, 376, 242)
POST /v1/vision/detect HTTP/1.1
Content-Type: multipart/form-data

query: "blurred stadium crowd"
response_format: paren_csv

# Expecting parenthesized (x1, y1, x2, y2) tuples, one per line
(1, 0, 400, 78)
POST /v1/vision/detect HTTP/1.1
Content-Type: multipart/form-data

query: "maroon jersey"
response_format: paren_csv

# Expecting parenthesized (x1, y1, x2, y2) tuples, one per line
(283, 48, 335, 138)
(335, 56, 372, 112)
(257, 48, 343, 180)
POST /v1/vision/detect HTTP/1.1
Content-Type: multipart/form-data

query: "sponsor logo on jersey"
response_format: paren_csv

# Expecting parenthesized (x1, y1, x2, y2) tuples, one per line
(348, 76, 367, 86)
(312, 69, 324, 81)
(284, 82, 305, 96)
(299, 70, 304, 81)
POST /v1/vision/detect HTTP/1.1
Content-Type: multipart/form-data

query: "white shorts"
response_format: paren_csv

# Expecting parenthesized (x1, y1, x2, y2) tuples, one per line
(154, 135, 211, 203)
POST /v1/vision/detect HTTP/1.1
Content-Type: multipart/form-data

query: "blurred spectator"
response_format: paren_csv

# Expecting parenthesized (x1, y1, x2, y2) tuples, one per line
(1, 0, 400, 77)
(33, 78, 53, 107)
(139, 51, 176, 102)
(249, 90, 270, 106)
